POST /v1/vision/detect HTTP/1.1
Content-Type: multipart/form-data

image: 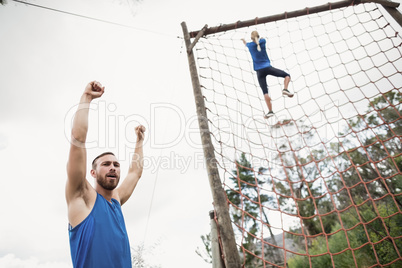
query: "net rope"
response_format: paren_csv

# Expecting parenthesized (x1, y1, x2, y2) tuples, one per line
(193, 3, 402, 267)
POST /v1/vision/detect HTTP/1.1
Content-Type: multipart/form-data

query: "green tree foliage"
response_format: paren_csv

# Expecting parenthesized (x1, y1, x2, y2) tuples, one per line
(131, 242, 162, 268)
(272, 119, 339, 241)
(195, 234, 213, 264)
(197, 91, 401, 267)
(197, 153, 284, 266)
(288, 201, 402, 268)
(225, 152, 280, 267)
(340, 91, 402, 207)
(288, 91, 402, 267)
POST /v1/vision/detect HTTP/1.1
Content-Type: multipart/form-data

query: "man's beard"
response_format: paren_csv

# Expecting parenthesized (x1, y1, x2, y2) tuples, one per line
(97, 173, 119, 190)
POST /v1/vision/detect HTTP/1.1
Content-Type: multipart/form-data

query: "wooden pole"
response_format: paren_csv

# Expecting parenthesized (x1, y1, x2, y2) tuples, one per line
(188, 0, 401, 37)
(377, 0, 402, 27)
(181, 21, 241, 268)
(210, 210, 225, 268)
(363, 0, 400, 7)
(188, 24, 208, 53)
(189, 0, 354, 37)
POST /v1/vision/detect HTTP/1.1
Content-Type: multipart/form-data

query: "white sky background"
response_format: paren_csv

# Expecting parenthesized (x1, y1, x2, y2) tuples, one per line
(0, 0, 401, 267)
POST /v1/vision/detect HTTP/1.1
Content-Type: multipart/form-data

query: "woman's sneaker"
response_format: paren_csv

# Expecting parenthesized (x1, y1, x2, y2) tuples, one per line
(282, 89, 294, 97)
(264, 111, 274, 119)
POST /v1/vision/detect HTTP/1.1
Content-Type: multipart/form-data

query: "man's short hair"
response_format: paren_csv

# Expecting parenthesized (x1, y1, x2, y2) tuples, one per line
(92, 152, 115, 170)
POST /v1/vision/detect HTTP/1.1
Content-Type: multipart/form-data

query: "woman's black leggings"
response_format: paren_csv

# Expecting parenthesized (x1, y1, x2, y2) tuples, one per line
(256, 66, 290, 94)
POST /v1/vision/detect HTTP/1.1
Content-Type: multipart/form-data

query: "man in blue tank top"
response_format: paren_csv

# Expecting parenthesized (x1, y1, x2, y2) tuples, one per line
(66, 81, 146, 268)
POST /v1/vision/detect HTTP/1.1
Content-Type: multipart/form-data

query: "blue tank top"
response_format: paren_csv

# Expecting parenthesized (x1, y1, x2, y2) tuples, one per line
(246, 38, 271, 71)
(69, 193, 131, 268)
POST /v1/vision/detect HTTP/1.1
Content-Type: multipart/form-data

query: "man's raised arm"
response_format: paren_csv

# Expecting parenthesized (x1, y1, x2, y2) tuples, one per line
(66, 81, 105, 202)
(118, 125, 146, 205)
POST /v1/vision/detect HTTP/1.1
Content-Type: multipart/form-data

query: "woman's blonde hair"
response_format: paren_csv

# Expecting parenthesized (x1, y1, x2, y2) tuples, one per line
(251, 31, 261, 51)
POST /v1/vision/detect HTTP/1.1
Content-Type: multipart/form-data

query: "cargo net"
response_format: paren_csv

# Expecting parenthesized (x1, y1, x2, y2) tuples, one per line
(193, 2, 402, 267)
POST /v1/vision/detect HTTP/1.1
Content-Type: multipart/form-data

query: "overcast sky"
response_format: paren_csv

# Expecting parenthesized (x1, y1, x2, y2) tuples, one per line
(1, 0, 401, 267)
